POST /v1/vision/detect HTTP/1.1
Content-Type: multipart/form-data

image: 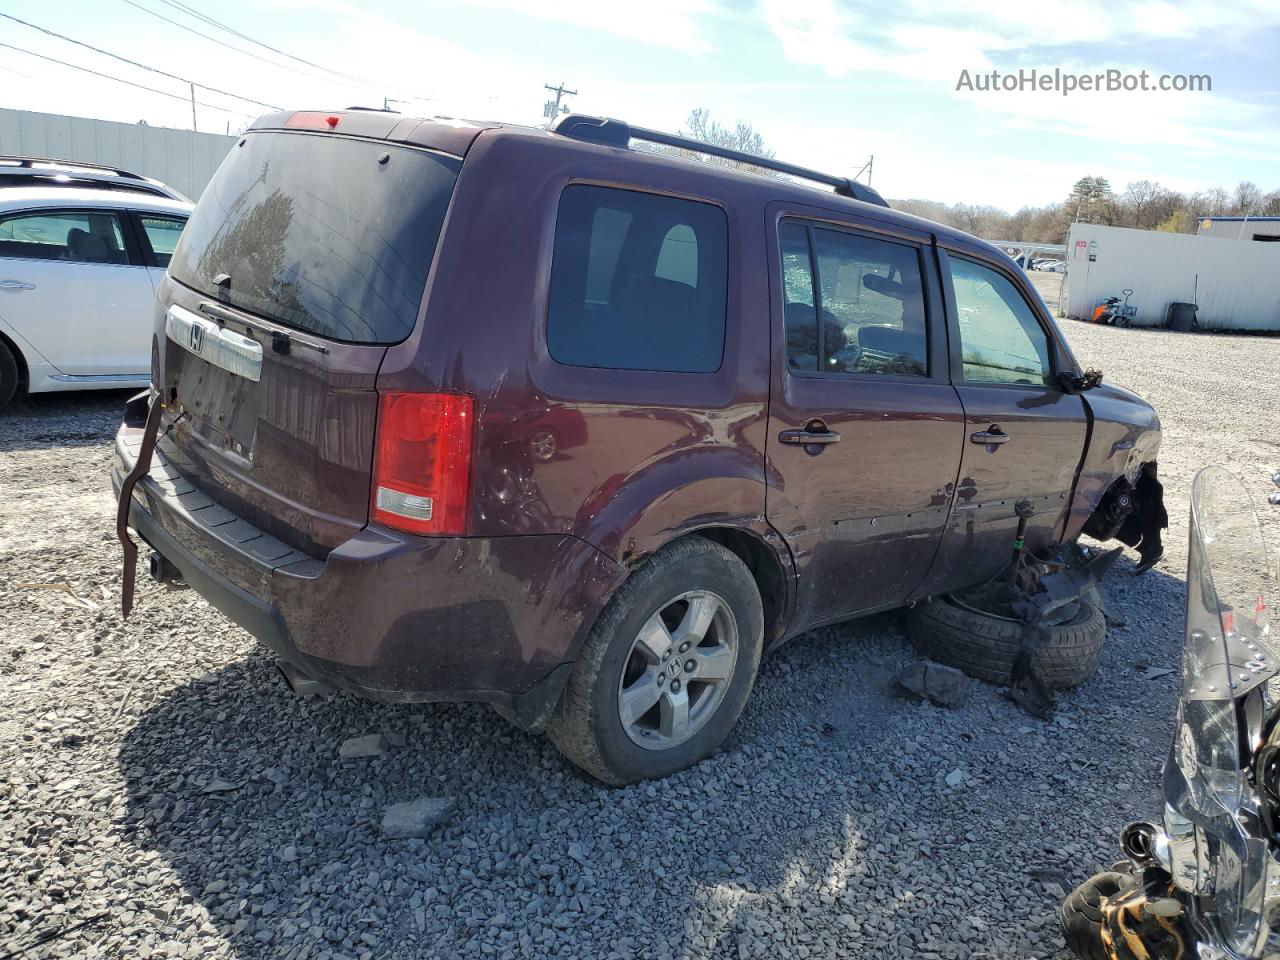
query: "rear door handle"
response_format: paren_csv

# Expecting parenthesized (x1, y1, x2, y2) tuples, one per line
(779, 428, 841, 445)
(970, 426, 1010, 445)
(0, 280, 35, 290)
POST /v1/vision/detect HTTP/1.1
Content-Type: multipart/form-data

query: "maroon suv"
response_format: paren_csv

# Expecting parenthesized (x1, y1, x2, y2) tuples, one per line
(113, 110, 1162, 784)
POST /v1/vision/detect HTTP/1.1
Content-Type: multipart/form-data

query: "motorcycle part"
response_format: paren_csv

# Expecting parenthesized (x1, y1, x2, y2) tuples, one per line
(1061, 866, 1188, 960)
(1119, 822, 1161, 869)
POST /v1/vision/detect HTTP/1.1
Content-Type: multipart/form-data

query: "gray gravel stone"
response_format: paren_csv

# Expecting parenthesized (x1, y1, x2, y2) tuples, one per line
(2, 307, 1275, 959)
(381, 798, 458, 839)
(338, 734, 391, 759)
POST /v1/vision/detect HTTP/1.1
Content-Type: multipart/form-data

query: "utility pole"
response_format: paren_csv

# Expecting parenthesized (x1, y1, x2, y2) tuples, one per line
(189, 82, 197, 132)
(543, 82, 578, 122)
(854, 154, 874, 187)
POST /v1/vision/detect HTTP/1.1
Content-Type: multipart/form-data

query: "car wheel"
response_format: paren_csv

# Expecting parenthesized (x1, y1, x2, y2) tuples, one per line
(0, 341, 19, 412)
(905, 594, 1105, 689)
(546, 537, 763, 785)
(528, 428, 558, 462)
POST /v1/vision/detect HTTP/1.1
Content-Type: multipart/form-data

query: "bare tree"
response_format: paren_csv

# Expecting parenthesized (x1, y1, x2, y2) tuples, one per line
(1233, 181, 1262, 215)
(641, 108, 780, 177)
(680, 108, 775, 162)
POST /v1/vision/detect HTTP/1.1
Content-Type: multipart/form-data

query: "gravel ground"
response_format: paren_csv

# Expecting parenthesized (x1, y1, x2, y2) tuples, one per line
(3, 321, 1279, 960)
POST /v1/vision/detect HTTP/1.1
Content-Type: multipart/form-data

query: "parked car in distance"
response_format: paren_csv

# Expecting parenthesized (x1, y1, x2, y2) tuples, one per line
(0, 157, 191, 202)
(0, 187, 191, 409)
(113, 109, 1163, 784)
(1037, 259, 1067, 273)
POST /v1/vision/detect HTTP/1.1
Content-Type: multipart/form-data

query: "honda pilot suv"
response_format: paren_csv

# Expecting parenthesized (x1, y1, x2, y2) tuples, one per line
(113, 110, 1163, 784)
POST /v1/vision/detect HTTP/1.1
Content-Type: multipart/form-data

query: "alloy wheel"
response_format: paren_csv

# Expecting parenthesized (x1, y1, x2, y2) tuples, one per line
(616, 590, 738, 750)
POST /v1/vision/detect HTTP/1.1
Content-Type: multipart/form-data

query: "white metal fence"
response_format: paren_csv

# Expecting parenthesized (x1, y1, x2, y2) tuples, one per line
(0, 108, 235, 203)
(1065, 223, 1280, 331)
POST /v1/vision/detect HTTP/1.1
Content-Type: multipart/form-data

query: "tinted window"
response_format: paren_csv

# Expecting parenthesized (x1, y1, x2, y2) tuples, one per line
(170, 131, 460, 344)
(138, 215, 186, 268)
(780, 221, 928, 377)
(548, 185, 727, 373)
(951, 258, 1053, 386)
(0, 211, 127, 264)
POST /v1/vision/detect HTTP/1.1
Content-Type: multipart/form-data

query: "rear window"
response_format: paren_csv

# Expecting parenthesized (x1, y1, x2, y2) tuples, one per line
(547, 185, 727, 373)
(169, 131, 460, 344)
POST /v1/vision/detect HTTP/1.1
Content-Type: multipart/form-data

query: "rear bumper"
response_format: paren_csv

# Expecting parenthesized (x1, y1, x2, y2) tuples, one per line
(112, 424, 622, 730)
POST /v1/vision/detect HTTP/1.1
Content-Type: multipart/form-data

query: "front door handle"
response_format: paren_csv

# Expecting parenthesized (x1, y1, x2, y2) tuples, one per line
(779, 428, 841, 445)
(970, 425, 1010, 445)
(0, 280, 35, 290)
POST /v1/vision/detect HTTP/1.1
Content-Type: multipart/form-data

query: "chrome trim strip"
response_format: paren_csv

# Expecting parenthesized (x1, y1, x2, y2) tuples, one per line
(49, 373, 149, 382)
(166, 304, 262, 382)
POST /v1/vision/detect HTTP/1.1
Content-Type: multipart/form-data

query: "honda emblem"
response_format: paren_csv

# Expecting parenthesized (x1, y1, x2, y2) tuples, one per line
(189, 323, 204, 352)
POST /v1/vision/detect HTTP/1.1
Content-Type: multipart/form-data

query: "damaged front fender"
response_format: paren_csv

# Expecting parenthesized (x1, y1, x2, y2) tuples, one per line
(1083, 463, 1168, 574)
(1066, 381, 1167, 572)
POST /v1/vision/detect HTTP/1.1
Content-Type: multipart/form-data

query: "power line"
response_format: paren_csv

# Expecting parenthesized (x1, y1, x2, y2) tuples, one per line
(0, 42, 256, 121)
(115, 0, 369, 95)
(151, 0, 432, 100)
(0, 13, 280, 111)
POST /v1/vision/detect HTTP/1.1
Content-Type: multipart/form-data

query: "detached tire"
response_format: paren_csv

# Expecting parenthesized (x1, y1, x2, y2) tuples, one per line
(905, 594, 1105, 688)
(547, 537, 763, 785)
(0, 341, 19, 412)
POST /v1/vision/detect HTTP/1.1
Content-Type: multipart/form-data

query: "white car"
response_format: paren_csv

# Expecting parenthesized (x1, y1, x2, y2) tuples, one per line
(0, 186, 192, 409)
(0, 156, 192, 203)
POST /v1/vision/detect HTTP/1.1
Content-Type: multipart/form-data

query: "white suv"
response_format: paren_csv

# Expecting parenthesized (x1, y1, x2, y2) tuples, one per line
(0, 186, 192, 409)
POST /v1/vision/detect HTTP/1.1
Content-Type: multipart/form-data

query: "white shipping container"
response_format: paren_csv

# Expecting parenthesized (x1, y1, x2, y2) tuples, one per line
(1064, 223, 1280, 332)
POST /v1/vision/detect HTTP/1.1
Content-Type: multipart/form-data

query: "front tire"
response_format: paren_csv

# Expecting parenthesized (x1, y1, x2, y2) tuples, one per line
(547, 537, 763, 784)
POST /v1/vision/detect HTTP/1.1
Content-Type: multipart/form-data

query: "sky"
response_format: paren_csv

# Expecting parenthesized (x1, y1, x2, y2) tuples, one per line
(2, 0, 1278, 210)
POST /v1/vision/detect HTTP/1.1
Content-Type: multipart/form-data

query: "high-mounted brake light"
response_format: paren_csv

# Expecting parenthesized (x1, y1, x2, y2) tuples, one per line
(285, 111, 342, 130)
(371, 393, 474, 536)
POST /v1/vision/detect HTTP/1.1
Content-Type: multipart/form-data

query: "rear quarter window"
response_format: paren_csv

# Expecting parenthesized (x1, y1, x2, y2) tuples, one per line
(547, 185, 728, 373)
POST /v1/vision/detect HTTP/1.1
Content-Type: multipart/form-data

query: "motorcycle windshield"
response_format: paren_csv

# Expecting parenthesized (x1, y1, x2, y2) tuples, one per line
(1164, 466, 1278, 955)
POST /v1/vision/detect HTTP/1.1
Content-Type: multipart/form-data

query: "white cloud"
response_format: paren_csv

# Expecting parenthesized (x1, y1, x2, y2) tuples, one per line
(762, 0, 1280, 76)
(461, 0, 721, 54)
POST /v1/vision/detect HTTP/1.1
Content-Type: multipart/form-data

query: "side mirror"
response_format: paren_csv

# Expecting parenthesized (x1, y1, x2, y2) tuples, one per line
(1057, 369, 1103, 394)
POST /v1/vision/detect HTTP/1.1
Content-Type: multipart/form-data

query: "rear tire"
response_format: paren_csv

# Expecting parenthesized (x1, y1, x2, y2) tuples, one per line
(905, 594, 1105, 688)
(546, 537, 763, 785)
(0, 341, 19, 412)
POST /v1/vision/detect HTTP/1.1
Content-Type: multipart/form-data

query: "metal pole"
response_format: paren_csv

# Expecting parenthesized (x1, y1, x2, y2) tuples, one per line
(544, 82, 578, 119)
(189, 82, 197, 132)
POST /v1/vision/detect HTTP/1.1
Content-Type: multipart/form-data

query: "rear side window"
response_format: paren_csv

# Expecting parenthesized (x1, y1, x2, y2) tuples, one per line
(169, 131, 460, 344)
(780, 220, 928, 377)
(0, 210, 127, 264)
(547, 185, 727, 373)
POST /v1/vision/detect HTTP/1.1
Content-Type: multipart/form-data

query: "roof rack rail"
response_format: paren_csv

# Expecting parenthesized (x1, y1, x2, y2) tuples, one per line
(0, 155, 149, 182)
(551, 114, 889, 208)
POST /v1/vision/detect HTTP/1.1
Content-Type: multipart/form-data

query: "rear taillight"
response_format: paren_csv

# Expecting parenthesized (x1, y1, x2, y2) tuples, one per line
(371, 392, 474, 536)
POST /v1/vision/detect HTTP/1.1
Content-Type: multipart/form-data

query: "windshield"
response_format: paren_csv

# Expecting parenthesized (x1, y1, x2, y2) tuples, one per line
(1164, 466, 1278, 956)
(170, 130, 460, 344)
